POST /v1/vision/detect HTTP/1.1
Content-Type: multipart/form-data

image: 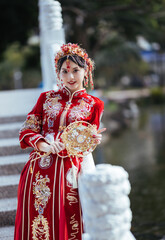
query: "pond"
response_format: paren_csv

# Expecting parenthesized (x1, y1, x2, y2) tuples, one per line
(94, 105, 165, 240)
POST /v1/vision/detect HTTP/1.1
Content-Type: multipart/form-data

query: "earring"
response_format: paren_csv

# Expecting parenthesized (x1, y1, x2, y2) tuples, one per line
(84, 75, 88, 87)
(57, 77, 64, 89)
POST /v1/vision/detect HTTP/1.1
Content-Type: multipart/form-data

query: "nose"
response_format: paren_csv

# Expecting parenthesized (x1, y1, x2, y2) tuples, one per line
(69, 73, 74, 79)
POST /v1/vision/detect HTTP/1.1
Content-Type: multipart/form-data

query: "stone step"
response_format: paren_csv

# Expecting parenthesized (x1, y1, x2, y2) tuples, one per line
(0, 153, 28, 166)
(0, 138, 31, 156)
(0, 138, 19, 147)
(0, 185, 18, 199)
(0, 174, 20, 200)
(0, 163, 25, 176)
(0, 116, 25, 124)
(0, 122, 22, 131)
(0, 129, 19, 139)
(0, 226, 14, 240)
(0, 153, 28, 199)
(0, 197, 17, 212)
(0, 122, 22, 139)
(0, 198, 17, 226)
(0, 175, 20, 187)
(0, 154, 29, 176)
(0, 154, 28, 177)
(0, 155, 29, 201)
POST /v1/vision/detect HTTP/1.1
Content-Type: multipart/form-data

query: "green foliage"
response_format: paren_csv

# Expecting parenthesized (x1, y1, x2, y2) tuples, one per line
(1, 0, 165, 90)
(23, 45, 41, 69)
(105, 101, 120, 113)
(94, 34, 149, 87)
(1, 0, 165, 56)
(22, 69, 41, 88)
(58, 0, 165, 88)
(0, 42, 41, 90)
(0, 43, 23, 90)
(60, 0, 165, 53)
(0, 61, 15, 90)
(3, 43, 25, 69)
(150, 87, 165, 104)
(0, 0, 38, 58)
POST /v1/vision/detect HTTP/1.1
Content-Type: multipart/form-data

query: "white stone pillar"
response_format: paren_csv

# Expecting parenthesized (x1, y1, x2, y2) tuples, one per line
(79, 164, 136, 240)
(39, 0, 65, 91)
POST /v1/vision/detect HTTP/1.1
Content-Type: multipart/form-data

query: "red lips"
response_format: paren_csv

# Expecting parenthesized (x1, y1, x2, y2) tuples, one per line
(68, 81, 76, 85)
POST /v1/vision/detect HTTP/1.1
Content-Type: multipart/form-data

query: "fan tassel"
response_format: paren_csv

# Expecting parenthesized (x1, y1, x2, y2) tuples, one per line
(71, 160, 78, 189)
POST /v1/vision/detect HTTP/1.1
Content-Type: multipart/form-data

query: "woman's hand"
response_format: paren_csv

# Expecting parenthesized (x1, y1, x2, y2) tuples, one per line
(92, 128, 106, 144)
(36, 139, 65, 154)
(50, 140, 65, 154)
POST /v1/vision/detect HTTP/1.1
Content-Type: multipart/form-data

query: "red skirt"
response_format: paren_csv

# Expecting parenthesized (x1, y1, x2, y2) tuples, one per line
(14, 151, 83, 240)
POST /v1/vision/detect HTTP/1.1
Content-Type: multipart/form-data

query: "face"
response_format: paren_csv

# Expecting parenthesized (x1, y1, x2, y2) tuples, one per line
(59, 60, 86, 93)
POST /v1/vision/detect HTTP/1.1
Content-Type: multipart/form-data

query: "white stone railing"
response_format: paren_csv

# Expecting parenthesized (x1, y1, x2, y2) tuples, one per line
(78, 164, 136, 240)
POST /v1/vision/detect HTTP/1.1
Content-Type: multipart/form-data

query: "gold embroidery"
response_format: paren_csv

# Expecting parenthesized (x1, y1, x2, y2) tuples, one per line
(68, 99, 92, 121)
(66, 188, 78, 206)
(33, 171, 51, 212)
(66, 166, 78, 188)
(32, 215, 50, 240)
(43, 96, 62, 118)
(43, 95, 62, 128)
(61, 121, 98, 157)
(20, 115, 42, 133)
(69, 214, 79, 240)
(32, 171, 51, 239)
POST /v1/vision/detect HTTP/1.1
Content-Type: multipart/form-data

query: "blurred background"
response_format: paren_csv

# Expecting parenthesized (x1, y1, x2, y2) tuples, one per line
(0, 0, 165, 239)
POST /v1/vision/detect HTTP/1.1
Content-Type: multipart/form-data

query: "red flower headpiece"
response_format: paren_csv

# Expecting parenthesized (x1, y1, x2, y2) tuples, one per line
(54, 43, 94, 89)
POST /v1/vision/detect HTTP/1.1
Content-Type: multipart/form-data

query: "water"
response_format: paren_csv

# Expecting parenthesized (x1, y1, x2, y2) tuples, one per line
(94, 105, 165, 240)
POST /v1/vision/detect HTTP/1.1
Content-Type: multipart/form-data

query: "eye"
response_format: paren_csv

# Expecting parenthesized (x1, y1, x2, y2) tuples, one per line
(62, 70, 67, 74)
(73, 69, 79, 73)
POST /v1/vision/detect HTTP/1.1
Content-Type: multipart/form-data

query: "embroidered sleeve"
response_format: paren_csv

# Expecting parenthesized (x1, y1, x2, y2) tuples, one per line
(19, 93, 45, 149)
(89, 98, 104, 130)
(20, 115, 41, 132)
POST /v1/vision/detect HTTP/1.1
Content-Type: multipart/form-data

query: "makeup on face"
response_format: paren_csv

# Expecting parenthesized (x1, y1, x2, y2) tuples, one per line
(60, 60, 85, 93)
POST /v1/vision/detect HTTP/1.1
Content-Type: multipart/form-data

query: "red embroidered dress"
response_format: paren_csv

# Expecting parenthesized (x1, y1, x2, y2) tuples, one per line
(14, 87, 104, 240)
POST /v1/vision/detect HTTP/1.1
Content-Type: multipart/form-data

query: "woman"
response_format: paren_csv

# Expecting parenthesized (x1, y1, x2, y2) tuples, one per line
(14, 43, 105, 240)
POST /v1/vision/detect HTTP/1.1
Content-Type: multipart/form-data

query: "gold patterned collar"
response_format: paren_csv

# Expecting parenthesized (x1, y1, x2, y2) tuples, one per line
(62, 86, 87, 98)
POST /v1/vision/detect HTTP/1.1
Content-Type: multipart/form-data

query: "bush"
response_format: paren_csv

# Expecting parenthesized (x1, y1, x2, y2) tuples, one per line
(0, 42, 41, 90)
(150, 87, 165, 104)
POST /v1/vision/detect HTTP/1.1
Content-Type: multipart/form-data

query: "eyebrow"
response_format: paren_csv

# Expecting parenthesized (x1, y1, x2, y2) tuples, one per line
(61, 67, 79, 70)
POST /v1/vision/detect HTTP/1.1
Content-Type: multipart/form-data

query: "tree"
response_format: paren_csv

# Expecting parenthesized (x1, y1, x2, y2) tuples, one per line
(1, 0, 165, 56)
(60, 0, 165, 54)
(1, 0, 165, 89)
(0, 0, 38, 59)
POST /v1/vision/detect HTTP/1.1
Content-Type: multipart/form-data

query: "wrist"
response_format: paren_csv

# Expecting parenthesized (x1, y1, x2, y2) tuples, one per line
(36, 139, 49, 152)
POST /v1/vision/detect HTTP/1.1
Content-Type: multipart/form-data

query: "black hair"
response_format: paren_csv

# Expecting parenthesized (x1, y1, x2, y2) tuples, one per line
(57, 55, 86, 72)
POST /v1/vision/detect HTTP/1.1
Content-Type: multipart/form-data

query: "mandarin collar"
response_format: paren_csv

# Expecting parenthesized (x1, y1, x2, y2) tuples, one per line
(61, 86, 87, 98)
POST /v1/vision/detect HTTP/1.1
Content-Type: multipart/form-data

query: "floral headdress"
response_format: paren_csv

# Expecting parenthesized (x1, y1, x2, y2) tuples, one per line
(54, 43, 94, 89)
